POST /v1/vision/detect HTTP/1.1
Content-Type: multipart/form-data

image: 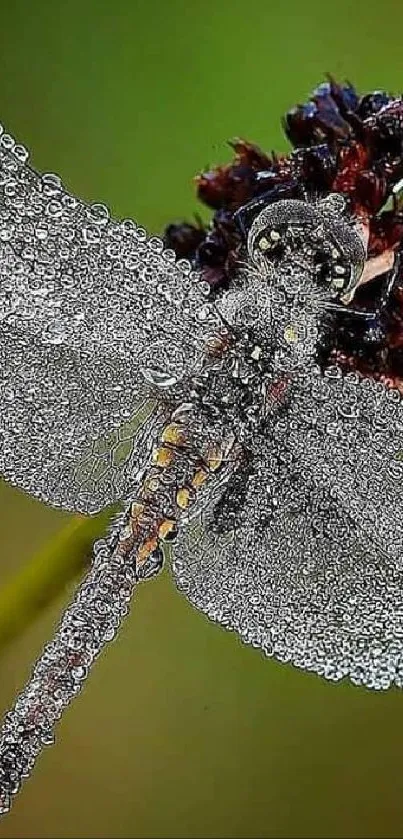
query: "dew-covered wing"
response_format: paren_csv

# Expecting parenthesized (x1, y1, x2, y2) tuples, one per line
(0, 127, 218, 512)
(288, 365, 403, 562)
(51, 397, 170, 514)
(171, 391, 403, 690)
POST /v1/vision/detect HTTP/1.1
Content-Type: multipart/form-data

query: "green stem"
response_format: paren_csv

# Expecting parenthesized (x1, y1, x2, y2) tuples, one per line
(0, 508, 116, 654)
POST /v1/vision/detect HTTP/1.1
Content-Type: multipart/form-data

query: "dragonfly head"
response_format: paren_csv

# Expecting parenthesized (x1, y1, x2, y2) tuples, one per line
(246, 193, 367, 305)
(219, 194, 368, 375)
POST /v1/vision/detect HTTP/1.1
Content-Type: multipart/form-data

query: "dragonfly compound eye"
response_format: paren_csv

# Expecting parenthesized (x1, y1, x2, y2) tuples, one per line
(247, 195, 366, 302)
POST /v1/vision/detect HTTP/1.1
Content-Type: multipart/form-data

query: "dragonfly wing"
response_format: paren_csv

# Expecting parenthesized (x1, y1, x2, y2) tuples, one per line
(171, 402, 403, 689)
(48, 397, 170, 514)
(0, 128, 219, 512)
(288, 365, 403, 562)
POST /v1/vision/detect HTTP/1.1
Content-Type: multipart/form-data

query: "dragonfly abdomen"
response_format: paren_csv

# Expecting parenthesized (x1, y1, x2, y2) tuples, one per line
(114, 409, 233, 577)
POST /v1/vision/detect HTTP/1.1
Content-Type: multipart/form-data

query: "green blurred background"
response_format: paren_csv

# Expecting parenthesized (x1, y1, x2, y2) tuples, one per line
(1, 1, 403, 837)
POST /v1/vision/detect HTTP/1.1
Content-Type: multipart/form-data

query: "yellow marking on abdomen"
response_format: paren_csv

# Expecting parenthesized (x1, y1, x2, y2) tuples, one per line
(158, 519, 177, 540)
(176, 486, 194, 510)
(137, 534, 158, 565)
(161, 422, 187, 446)
(191, 467, 209, 488)
(152, 445, 175, 468)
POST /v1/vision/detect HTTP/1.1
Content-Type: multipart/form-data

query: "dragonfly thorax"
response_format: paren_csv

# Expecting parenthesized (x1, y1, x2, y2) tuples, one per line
(217, 266, 325, 381)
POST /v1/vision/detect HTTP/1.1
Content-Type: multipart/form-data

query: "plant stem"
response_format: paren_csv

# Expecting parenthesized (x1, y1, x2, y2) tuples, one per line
(0, 509, 115, 654)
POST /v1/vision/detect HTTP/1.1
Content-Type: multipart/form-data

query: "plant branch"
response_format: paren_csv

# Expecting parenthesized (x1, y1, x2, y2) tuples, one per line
(0, 508, 115, 655)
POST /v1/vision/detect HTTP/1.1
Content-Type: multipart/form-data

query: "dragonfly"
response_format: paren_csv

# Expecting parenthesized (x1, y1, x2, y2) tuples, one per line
(0, 116, 403, 818)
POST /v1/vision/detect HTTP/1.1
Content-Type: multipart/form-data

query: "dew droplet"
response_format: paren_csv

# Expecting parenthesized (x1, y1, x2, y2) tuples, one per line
(162, 248, 176, 263)
(120, 218, 137, 236)
(83, 225, 101, 244)
(134, 226, 147, 242)
(1, 134, 15, 151)
(42, 173, 62, 196)
(86, 203, 110, 226)
(13, 144, 29, 163)
(45, 200, 63, 219)
(148, 236, 163, 252)
(35, 222, 49, 241)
